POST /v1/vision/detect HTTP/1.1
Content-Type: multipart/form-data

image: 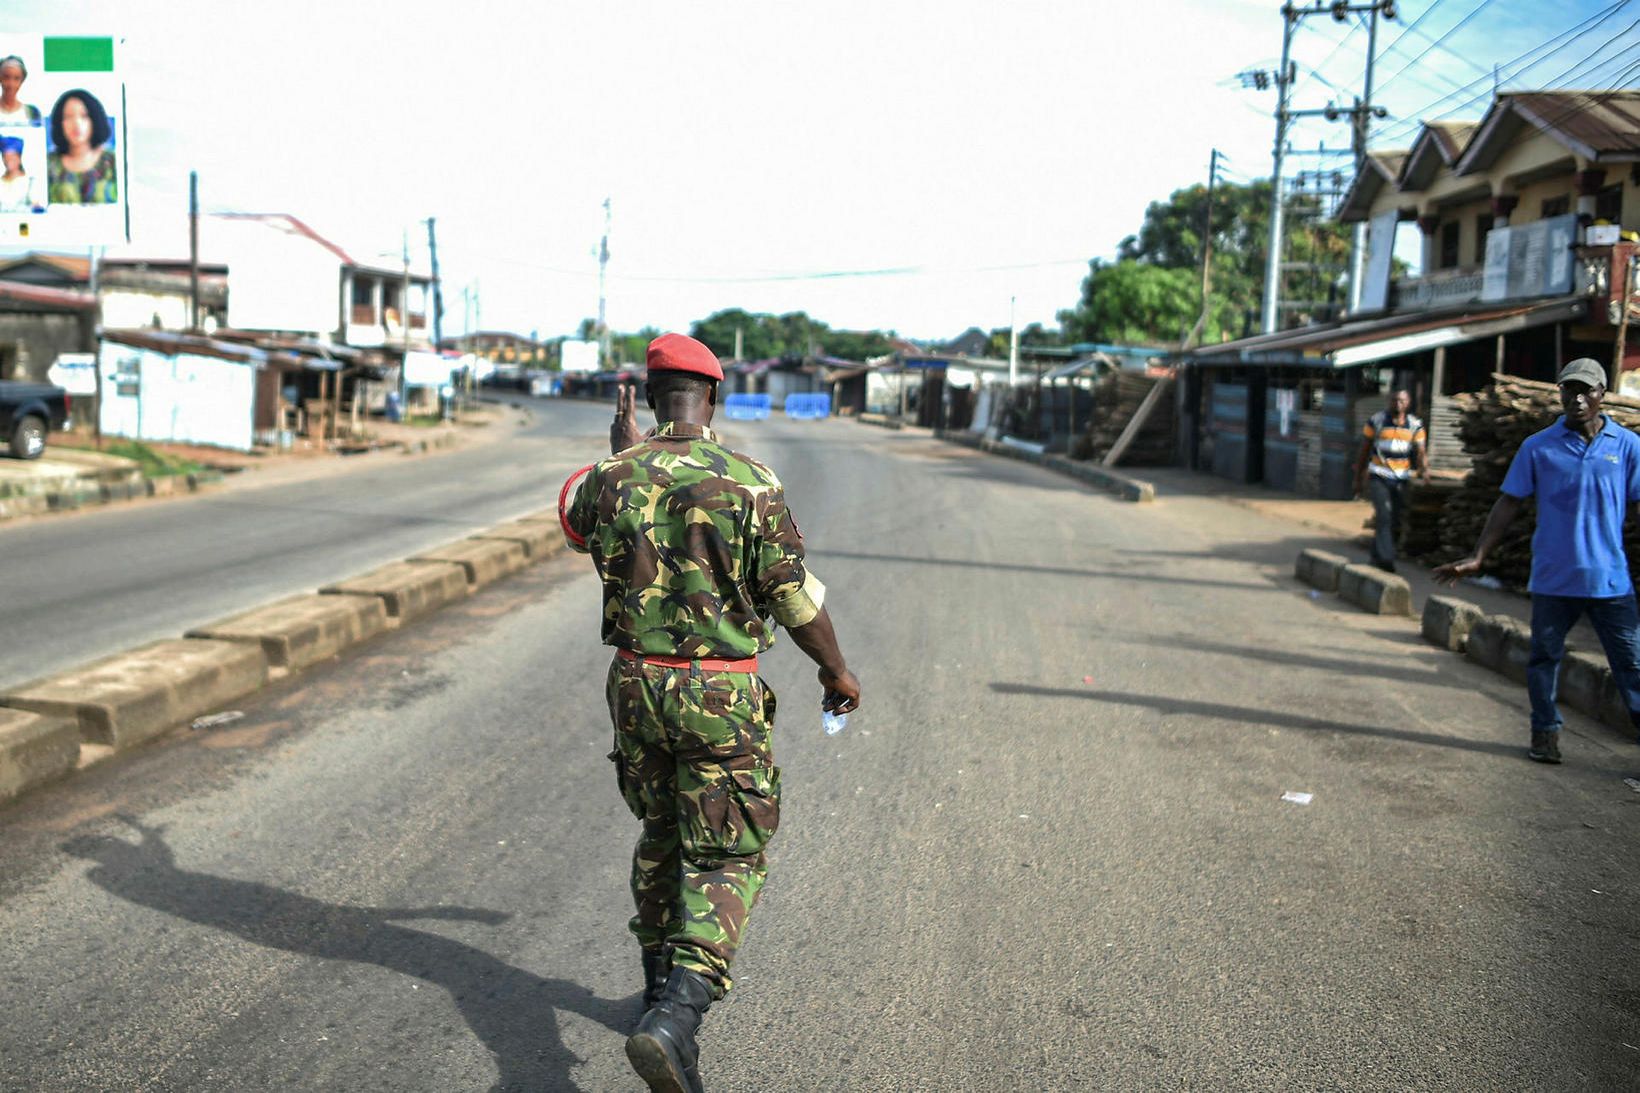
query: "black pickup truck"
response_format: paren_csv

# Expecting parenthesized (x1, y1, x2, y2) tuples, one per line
(0, 381, 70, 460)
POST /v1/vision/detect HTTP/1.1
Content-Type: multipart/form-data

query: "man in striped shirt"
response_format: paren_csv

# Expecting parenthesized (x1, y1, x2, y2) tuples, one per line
(1354, 389, 1430, 573)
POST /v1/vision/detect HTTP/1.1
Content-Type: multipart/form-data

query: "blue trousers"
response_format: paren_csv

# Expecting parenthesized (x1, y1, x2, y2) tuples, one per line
(1367, 476, 1408, 565)
(1527, 593, 1640, 733)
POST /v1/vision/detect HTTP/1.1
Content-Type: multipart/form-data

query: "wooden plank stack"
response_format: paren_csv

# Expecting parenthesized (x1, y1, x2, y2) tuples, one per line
(1071, 372, 1176, 465)
(1420, 373, 1640, 589)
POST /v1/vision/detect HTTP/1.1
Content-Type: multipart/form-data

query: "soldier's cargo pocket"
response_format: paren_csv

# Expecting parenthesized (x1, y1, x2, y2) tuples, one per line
(692, 765, 781, 860)
(608, 749, 646, 820)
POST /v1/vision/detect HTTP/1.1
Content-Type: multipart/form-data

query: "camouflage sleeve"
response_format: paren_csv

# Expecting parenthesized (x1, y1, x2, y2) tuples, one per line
(751, 485, 825, 629)
(565, 465, 600, 554)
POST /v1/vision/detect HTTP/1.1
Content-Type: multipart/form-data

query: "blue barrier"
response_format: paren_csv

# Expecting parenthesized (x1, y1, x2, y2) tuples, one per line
(783, 393, 832, 420)
(724, 393, 772, 420)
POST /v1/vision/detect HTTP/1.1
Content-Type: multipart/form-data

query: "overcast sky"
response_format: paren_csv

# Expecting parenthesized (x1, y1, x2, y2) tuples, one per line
(1, 1, 1632, 341)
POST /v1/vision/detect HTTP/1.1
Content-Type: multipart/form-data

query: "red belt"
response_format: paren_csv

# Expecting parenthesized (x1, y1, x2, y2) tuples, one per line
(618, 648, 758, 673)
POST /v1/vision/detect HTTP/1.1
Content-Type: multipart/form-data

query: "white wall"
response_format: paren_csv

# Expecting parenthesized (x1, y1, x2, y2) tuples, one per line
(98, 343, 257, 451)
(101, 289, 189, 330)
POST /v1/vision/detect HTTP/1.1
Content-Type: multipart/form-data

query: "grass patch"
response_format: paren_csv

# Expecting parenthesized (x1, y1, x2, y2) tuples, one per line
(104, 440, 204, 478)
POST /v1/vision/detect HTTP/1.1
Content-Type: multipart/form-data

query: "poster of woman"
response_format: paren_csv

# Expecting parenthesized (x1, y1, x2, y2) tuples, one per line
(0, 129, 45, 213)
(46, 88, 116, 205)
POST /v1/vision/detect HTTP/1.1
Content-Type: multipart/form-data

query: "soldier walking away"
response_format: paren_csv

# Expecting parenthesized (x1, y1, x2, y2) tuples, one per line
(1354, 388, 1430, 573)
(565, 332, 861, 1092)
(1435, 358, 1640, 765)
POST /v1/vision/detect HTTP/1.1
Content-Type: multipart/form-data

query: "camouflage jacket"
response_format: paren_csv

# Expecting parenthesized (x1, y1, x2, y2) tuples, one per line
(566, 420, 825, 658)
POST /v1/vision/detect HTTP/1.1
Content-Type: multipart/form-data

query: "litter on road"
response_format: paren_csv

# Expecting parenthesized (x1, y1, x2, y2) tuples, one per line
(190, 711, 244, 730)
(1281, 791, 1314, 805)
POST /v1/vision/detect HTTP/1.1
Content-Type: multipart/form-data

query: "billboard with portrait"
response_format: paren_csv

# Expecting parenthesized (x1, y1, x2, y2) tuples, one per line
(0, 35, 127, 245)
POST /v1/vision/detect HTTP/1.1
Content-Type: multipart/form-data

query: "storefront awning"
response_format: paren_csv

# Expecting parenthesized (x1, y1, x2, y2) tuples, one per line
(1191, 295, 1589, 369)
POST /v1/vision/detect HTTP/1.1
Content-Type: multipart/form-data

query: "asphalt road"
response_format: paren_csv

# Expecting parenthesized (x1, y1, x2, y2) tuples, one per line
(2, 417, 1639, 1090)
(0, 396, 612, 690)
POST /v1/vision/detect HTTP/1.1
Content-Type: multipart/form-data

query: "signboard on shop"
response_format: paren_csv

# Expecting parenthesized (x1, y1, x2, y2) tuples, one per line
(1480, 213, 1579, 302)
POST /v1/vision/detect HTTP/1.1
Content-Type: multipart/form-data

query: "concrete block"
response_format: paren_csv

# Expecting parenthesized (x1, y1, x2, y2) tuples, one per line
(186, 593, 388, 673)
(1559, 650, 1612, 723)
(408, 538, 528, 588)
(1296, 548, 1349, 593)
(0, 708, 80, 804)
(321, 560, 468, 622)
(1421, 595, 1485, 652)
(1465, 615, 1533, 684)
(0, 638, 270, 750)
(1337, 563, 1413, 615)
(469, 520, 566, 560)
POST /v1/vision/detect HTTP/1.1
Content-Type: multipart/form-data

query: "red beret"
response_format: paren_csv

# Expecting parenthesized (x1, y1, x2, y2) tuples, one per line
(646, 333, 723, 381)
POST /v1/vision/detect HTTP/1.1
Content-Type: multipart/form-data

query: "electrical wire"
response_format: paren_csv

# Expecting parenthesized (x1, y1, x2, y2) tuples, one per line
(1370, 0, 1631, 144)
(1371, 0, 1499, 100)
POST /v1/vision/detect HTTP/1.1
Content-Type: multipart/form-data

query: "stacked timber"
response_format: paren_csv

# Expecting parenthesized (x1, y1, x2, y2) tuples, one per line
(1400, 473, 1463, 558)
(1422, 374, 1640, 589)
(1071, 372, 1176, 465)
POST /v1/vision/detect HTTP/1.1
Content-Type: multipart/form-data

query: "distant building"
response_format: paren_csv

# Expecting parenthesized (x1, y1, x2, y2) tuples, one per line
(0, 254, 230, 333)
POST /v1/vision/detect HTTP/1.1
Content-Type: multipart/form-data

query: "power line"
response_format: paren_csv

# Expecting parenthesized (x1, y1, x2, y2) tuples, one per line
(1371, 0, 1499, 100)
(1370, 0, 1631, 143)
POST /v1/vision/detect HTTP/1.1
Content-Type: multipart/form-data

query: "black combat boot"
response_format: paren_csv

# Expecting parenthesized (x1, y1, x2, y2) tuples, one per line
(641, 948, 667, 1011)
(625, 966, 714, 1093)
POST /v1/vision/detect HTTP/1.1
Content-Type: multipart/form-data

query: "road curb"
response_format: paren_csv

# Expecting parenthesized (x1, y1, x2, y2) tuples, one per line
(1295, 548, 1348, 592)
(0, 508, 571, 806)
(1337, 564, 1413, 615)
(1293, 550, 1638, 744)
(930, 428, 1156, 503)
(321, 560, 471, 623)
(186, 594, 390, 676)
(0, 708, 80, 802)
(408, 538, 529, 589)
(0, 638, 270, 751)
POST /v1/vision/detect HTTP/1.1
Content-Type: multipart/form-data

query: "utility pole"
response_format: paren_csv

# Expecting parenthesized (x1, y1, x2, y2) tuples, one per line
(597, 197, 612, 368)
(1255, 0, 1396, 332)
(399, 228, 410, 413)
(733, 326, 743, 362)
(1008, 295, 1018, 386)
(187, 170, 200, 333)
(425, 217, 444, 351)
(1187, 149, 1223, 349)
(1261, 7, 1297, 334)
(1347, 1, 1383, 312)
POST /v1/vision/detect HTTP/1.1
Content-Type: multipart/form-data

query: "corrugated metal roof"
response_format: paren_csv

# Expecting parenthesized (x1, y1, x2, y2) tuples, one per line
(0, 279, 96, 311)
(1510, 90, 1640, 159)
(1188, 295, 1586, 367)
(1427, 122, 1478, 163)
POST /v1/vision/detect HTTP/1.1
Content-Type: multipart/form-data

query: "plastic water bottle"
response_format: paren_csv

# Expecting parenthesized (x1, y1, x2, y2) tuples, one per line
(822, 706, 849, 736)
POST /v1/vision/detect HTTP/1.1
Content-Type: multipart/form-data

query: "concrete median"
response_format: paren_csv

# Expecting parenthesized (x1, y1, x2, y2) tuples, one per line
(1337, 563, 1413, 615)
(186, 593, 389, 675)
(1421, 595, 1484, 652)
(321, 560, 469, 624)
(1465, 615, 1533, 684)
(1295, 548, 1348, 593)
(0, 638, 270, 750)
(408, 538, 528, 589)
(0, 708, 80, 805)
(469, 520, 568, 561)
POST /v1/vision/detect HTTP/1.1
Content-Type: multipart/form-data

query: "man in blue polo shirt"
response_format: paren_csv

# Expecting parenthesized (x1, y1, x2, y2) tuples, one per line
(1435, 358, 1640, 764)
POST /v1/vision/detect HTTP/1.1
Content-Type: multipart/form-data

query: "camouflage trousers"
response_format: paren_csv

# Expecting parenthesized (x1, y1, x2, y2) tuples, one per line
(605, 654, 781, 998)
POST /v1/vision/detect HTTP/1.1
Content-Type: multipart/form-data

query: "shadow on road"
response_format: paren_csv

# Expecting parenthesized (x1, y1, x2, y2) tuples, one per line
(988, 682, 1525, 758)
(62, 817, 630, 1092)
(808, 548, 1269, 591)
(1119, 633, 1466, 689)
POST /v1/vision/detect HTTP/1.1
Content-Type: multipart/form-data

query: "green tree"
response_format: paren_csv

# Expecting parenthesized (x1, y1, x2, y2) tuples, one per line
(1060, 176, 1353, 345)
